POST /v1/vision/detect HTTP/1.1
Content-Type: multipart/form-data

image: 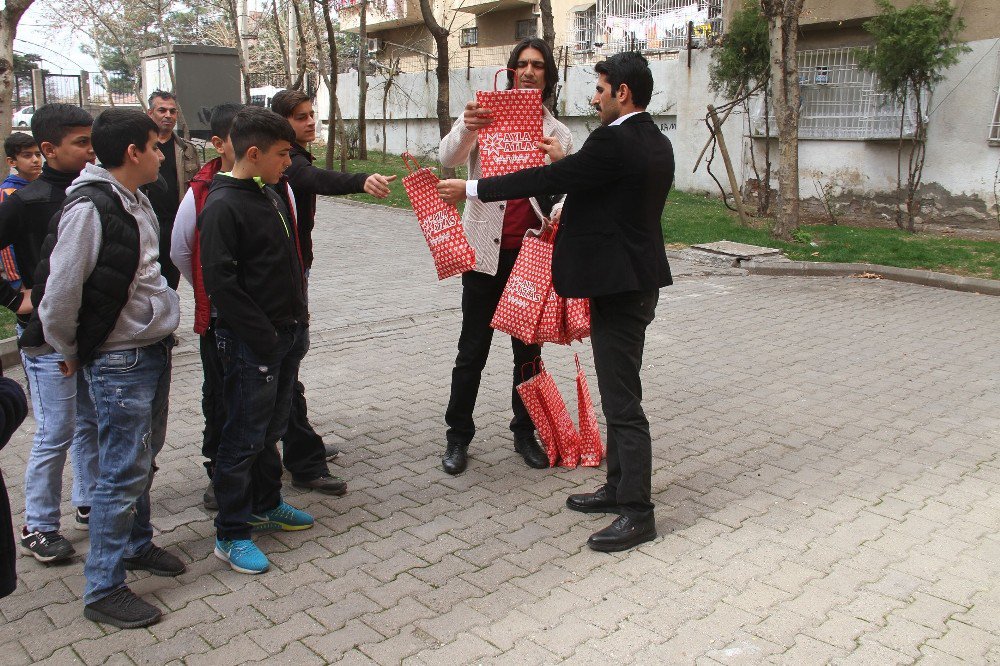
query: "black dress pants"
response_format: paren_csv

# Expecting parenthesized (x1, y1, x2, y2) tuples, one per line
(590, 289, 659, 521)
(199, 323, 226, 477)
(445, 249, 541, 447)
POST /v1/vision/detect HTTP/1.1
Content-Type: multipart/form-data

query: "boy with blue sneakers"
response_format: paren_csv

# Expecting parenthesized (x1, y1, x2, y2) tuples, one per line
(199, 107, 314, 574)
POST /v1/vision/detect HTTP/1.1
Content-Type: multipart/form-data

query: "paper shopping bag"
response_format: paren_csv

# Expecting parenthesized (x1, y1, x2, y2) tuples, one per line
(516, 363, 558, 467)
(563, 298, 591, 343)
(575, 354, 604, 467)
(536, 284, 566, 344)
(475, 69, 546, 177)
(535, 364, 582, 468)
(401, 152, 476, 280)
(491, 228, 554, 344)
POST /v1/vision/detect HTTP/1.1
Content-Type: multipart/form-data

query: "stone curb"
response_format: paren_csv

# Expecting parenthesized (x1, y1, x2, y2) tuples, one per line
(0, 336, 19, 371)
(743, 260, 1000, 296)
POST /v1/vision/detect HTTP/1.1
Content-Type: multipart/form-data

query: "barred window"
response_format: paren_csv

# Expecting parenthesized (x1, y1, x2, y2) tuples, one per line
(752, 47, 918, 141)
(515, 19, 537, 40)
(595, 0, 723, 54)
(461, 27, 478, 47)
(568, 4, 598, 52)
(990, 49, 1000, 143)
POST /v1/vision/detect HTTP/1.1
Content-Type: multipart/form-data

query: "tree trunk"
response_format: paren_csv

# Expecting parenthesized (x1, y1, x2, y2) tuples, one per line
(227, 0, 252, 103)
(273, 0, 292, 86)
(418, 0, 453, 176)
(357, 0, 369, 159)
(764, 2, 804, 240)
(0, 1, 35, 140)
(761, 84, 772, 215)
(539, 0, 555, 50)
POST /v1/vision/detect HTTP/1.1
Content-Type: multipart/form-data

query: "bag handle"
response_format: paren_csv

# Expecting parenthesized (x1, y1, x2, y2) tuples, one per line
(574, 353, 582, 374)
(520, 356, 544, 382)
(402, 152, 421, 174)
(494, 67, 518, 91)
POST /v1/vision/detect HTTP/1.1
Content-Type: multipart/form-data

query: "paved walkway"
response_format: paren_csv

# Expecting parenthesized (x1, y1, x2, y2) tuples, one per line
(1, 198, 999, 665)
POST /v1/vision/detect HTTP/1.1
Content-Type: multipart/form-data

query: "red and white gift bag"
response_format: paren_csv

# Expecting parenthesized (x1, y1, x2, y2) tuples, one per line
(536, 284, 566, 344)
(537, 369, 582, 468)
(491, 228, 554, 344)
(401, 152, 476, 280)
(575, 354, 604, 467)
(563, 298, 591, 343)
(516, 365, 559, 467)
(475, 69, 546, 177)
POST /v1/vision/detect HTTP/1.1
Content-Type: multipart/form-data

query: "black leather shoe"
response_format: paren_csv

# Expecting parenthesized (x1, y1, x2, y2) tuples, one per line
(442, 443, 468, 475)
(587, 514, 657, 552)
(514, 435, 548, 469)
(566, 486, 620, 514)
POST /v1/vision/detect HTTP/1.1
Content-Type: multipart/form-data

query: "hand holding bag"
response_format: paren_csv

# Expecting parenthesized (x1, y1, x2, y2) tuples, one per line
(401, 153, 476, 280)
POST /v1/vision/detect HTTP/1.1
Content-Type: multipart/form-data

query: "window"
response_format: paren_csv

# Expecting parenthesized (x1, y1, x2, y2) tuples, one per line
(568, 4, 597, 52)
(596, 0, 723, 54)
(752, 47, 918, 141)
(515, 19, 537, 40)
(461, 27, 478, 47)
(990, 50, 1000, 143)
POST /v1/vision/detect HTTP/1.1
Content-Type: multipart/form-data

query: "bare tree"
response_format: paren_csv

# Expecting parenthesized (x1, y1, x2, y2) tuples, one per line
(271, 0, 292, 85)
(539, 0, 555, 49)
(418, 0, 452, 175)
(0, 0, 33, 139)
(759, 0, 805, 239)
(309, 0, 348, 170)
(357, 0, 370, 159)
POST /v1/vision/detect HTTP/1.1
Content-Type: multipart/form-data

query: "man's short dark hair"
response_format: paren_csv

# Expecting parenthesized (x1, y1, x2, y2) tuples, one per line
(230, 107, 295, 158)
(148, 90, 177, 107)
(594, 52, 654, 108)
(505, 38, 559, 103)
(92, 109, 158, 168)
(30, 103, 93, 148)
(270, 89, 312, 119)
(209, 103, 244, 140)
(5, 132, 38, 160)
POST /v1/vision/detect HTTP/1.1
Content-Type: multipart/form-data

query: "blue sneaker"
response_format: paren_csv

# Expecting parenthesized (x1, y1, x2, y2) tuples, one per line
(248, 501, 314, 532)
(214, 538, 269, 574)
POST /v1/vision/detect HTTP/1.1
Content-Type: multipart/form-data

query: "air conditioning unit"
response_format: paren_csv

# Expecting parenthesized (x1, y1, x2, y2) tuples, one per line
(367, 37, 384, 53)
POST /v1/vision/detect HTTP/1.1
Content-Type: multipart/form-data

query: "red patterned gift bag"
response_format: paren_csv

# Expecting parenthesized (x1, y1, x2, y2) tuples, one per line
(491, 228, 554, 344)
(516, 362, 558, 467)
(563, 298, 591, 343)
(535, 365, 582, 468)
(575, 354, 604, 467)
(475, 69, 546, 177)
(536, 284, 566, 344)
(401, 153, 476, 280)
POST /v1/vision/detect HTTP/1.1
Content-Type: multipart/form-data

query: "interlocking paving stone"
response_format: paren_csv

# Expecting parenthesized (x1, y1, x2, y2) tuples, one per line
(0, 197, 998, 663)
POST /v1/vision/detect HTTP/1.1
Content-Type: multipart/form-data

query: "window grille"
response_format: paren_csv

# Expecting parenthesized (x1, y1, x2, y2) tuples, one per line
(752, 47, 919, 141)
(568, 4, 598, 52)
(594, 0, 722, 54)
(515, 19, 537, 40)
(461, 27, 479, 47)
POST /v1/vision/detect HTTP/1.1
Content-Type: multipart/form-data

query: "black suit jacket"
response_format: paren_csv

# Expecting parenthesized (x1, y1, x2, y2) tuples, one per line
(477, 112, 674, 298)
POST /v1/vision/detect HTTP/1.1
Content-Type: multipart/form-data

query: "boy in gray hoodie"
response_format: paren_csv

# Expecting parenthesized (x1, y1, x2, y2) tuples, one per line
(23, 109, 184, 629)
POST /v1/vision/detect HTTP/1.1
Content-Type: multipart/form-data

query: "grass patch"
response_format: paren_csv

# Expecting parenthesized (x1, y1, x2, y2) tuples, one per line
(0, 309, 13, 340)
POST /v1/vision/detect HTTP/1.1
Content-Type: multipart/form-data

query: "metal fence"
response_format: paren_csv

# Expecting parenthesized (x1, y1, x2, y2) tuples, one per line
(990, 49, 1000, 143)
(86, 72, 141, 106)
(591, 0, 723, 55)
(752, 47, 918, 141)
(12, 75, 33, 109)
(43, 73, 82, 106)
(246, 71, 320, 97)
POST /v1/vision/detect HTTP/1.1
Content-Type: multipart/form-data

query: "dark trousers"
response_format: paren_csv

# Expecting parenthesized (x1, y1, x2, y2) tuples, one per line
(590, 289, 659, 521)
(213, 324, 309, 540)
(281, 380, 329, 480)
(446, 249, 541, 447)
(199, 323, 225, 477)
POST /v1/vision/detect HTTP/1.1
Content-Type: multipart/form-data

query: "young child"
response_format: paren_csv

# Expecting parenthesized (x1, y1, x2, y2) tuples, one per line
(268, 89, 394, 493)
(199, 106, 314, 575)
(0, 104, 100, 563)
(170, 103, 242, 510)
(1, 133, 43, 290)
(23, 108, 185, 628)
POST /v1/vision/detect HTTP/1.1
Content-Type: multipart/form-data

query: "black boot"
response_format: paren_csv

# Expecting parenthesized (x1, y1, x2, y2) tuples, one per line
(442, 442, 468, 475)
(514, 434, 548, 469)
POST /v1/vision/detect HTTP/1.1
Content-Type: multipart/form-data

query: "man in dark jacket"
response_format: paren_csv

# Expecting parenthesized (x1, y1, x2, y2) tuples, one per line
(438, 52, 674, 552)
(270, 89, 394, 494)
(200, 107, 315, 576)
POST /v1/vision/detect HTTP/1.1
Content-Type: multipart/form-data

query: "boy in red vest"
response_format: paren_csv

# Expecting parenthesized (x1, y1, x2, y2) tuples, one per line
(171, 103, 242, 510)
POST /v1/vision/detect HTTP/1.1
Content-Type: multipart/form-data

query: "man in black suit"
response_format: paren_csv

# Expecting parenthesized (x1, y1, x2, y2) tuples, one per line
(438, 52, 674, 552)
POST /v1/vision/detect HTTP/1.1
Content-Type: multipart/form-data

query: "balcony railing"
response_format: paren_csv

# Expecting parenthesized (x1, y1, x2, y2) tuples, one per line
(338, 0, 424, 33)
(452, 0, 534, 15)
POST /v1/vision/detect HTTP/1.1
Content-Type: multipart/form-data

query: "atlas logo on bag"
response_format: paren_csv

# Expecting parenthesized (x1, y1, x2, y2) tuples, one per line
(422, 211, 460, 244)
(480, 132, 538, 156)
(506, 274, 542, 306)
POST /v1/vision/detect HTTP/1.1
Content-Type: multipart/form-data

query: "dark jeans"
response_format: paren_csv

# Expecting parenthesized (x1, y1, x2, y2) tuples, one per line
(446, 249, 540, 447)
(213, 323, 309, 540)
(281, 380, 329, 481)
(199, 322, 225, 477)
(590, 289, 659, 522)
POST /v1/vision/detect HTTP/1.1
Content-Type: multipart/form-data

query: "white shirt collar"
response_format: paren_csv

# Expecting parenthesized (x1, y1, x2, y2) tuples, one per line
(609, 111, 643, 126)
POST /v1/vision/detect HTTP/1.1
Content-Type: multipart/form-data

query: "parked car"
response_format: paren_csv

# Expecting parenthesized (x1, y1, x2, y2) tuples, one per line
(11, 106, 33, 128)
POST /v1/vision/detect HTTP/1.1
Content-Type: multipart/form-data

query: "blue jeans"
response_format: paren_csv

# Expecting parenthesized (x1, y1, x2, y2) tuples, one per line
(82, 337, 173, 604)
(19, 326, 99, 533)
(213, 323, 309, 540)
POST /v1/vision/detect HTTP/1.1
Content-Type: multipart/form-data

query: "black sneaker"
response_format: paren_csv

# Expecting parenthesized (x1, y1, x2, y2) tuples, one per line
(75, 506, 90, 530)
(291, 474, 348, 496)
(203, 482, 218, 511)
(84, 586, 161, 628)
(123, 544, 186, 576)
(20, 527, 75, 563)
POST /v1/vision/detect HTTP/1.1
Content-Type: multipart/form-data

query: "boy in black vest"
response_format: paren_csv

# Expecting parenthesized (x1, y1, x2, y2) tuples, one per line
(24, 109, 184, 628)
(199, 107, 314, 576)
(0, 104, 100, 563)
